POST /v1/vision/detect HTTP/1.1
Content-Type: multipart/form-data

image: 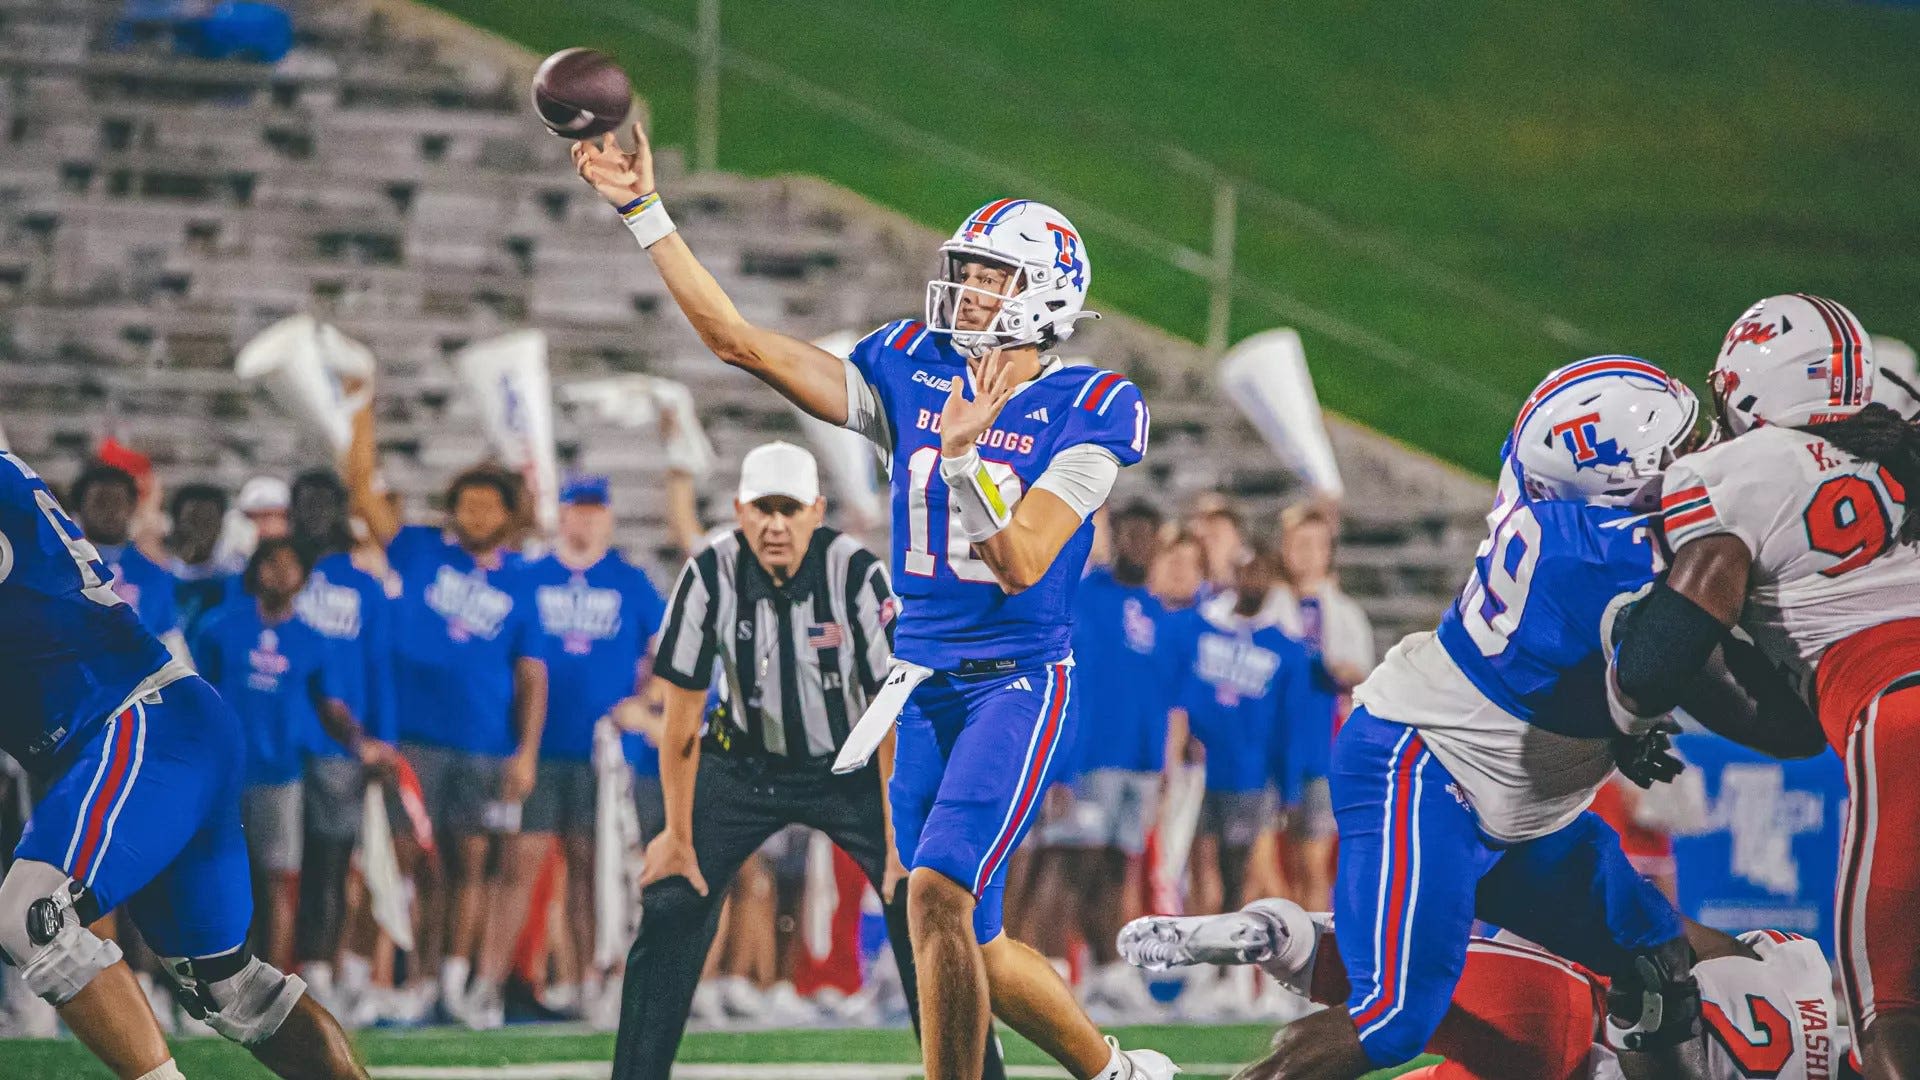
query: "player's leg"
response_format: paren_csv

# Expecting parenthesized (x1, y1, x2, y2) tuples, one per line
(910, 664, 1171, 1080)
(1838, 682, 1920, 1080)
(1242, 709, 1499, 1080)
(1476, 811, 1704, 1074)
(5, 699, 223, 1078)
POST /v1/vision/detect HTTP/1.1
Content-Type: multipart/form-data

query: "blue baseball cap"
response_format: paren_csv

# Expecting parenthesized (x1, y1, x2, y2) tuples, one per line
(559, 474, 611, 505)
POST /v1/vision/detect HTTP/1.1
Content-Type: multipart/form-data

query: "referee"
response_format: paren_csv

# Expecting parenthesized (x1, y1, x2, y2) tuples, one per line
(611, 442, 1004, 1080)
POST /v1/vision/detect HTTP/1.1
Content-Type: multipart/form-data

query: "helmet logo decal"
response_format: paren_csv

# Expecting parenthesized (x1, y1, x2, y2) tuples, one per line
(1549, 412, 1630, 470)
(1723, 318, 1784, 355)
(1045, 222, 1086, 290)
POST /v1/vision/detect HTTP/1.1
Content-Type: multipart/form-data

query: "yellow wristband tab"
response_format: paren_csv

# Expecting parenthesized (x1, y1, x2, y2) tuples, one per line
(619, 191, 676, 249)
(940, 447, 1013, 542)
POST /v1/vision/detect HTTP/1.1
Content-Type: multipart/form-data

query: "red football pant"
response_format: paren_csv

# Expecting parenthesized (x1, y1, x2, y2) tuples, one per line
(1836, 679, 1920, 1035)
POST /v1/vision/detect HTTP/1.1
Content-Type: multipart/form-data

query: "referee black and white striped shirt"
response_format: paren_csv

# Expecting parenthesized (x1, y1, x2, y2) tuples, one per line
(653, 526, 895, 762)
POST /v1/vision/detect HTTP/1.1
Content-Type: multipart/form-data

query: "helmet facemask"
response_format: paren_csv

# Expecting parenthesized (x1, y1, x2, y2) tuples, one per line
(926, 249, 1052, 358)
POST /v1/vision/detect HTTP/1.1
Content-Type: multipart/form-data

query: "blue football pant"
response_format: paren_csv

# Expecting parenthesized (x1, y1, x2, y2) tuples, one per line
(890, 660, 1077, 944)
(1331, 706, 1682, 1067)
(15, 675, 254, 960)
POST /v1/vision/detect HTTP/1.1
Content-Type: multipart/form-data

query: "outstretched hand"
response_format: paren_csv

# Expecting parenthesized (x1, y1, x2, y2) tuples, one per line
(570, 121, 656, 208)
(940, 350, 1019, 458)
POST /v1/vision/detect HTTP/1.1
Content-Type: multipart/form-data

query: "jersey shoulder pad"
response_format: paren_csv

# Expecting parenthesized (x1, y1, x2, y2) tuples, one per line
(1660, 433, 1803, 552)
(1058, 367, 1149, 466)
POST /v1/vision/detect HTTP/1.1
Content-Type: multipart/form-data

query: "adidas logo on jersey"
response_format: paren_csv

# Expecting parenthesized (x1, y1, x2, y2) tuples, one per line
(1005, 677, 1034, 692)
(1026, 407, 1051, 423)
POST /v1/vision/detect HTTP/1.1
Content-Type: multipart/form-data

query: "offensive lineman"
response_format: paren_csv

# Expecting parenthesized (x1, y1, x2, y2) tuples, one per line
(573, 126, 1172, 1080)
(1611, 294, 1920, 1079)
(0, 450, 367, 1080)
(1122, 898, 1852, 1080)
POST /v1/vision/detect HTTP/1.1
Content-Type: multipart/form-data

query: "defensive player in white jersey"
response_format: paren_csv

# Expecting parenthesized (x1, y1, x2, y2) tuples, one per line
(1122, 899, 1852, 1080)
(572, 126, 1170, 1080)
(1611, 293, 1920, 1080)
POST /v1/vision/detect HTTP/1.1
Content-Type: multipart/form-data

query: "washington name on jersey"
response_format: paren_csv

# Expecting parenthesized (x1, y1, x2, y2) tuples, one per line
(842, 319, 1148, 672)
(1662, 425, 1920, 692)
(1355, 461, 1662, 841)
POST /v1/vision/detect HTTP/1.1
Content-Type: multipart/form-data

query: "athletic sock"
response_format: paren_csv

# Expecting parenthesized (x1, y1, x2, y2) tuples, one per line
(340, 952, 372, 996)
(134, 1060, 186, 1080)
(440, 957, 471, 1000)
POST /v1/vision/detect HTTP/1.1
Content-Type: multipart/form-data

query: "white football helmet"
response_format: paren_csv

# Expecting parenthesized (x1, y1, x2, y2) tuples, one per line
(1510, 356, 1702, 507)
(1712, 293, 1873, 436)
(925, 199, 1098, 357)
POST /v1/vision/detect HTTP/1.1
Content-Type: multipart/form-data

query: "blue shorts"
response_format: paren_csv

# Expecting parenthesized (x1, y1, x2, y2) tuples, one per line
(15, 676, 253, 960)
(1331, 707, 1682, 1068)
(891, 660, 1077, 944)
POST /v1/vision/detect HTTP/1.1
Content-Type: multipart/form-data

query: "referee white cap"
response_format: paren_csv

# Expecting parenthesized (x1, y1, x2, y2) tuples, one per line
(737, 441, 821, 505)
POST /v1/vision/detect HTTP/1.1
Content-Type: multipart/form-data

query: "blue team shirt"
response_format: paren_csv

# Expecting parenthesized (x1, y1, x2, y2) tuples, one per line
(191, 598, 341, 786)
(295, 551, 396, 755)
(96, 543, 179, 639)
(0, 453, 174, 771)
(522, 550, 666, 764)
(1166, 605, 1320, 797)
(386, 525, 540, 756)
(847, 321, 1149, 671)
(1068, 568, 1176, 775)
(1434, 464, 1660, 740)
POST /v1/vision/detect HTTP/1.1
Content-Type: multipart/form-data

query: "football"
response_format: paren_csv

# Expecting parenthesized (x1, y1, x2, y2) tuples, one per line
(530, 47, 632, 139)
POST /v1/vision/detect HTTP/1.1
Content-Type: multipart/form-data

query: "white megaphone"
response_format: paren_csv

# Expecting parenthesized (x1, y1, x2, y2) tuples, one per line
(796, 331, 889, 532)
(234, 315, 374, 455)
(1219, 328, 1345, 499)
(559, 374, 717, 480)
(454, 330, 560, 535)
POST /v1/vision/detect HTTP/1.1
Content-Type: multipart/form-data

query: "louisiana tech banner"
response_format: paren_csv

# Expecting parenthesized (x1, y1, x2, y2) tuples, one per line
(1667, 734, 1847, 955)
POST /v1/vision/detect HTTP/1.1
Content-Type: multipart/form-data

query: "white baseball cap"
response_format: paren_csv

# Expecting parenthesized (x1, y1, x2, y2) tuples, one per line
(736, 441, 821, 505)
(236, 476, 290, 515)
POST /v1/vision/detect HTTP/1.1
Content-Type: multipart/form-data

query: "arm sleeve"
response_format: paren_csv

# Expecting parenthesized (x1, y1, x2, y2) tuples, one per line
(652, 552, 719, 691)
(841, 323, 906, 453)
(1031, 444, 1122, 522)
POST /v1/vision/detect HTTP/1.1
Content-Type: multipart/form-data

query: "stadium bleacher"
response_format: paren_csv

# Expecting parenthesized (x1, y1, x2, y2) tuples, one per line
(0, 0, 1491, 651)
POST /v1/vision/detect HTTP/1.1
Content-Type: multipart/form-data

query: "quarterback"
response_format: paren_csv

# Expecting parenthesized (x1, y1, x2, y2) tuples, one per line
(574, 126, 1170, 1080)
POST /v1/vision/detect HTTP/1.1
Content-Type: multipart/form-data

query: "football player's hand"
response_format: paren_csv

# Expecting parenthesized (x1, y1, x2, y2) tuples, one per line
(642, 829, 709, 896)
(501, 750, 538, 802)
(1614, 720, 1685, 789)
(939, 350, 1019, 457)
(571, 121, 656, 209)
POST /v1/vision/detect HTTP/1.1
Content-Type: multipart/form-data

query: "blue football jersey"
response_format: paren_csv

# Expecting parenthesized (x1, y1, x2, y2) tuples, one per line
(296, 551, 397, 753)
(845, 320, 1150, 670)
(1433, 463, 1661, 740)
(0, 452, 174, 769)
(522, 550, 665, 763)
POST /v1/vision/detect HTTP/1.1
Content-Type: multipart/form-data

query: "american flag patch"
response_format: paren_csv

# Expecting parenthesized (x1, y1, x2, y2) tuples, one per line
(807, 623, 844, 649)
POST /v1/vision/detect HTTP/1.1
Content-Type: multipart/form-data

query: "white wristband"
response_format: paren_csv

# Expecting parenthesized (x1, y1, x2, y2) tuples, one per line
(619, 192, 677, 249)
(940, 447, 1014, 542)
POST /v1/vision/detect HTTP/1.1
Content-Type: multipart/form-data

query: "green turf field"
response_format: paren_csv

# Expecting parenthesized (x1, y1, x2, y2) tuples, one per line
(425, 0, 1920, 472)
(1, 1024, 1438, 1078)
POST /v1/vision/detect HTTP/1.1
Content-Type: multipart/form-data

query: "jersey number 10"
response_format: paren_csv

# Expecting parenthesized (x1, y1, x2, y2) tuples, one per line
(903, 446, 1024, 583)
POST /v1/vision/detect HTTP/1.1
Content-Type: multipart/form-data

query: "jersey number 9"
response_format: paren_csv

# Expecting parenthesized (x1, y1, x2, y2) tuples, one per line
(1803, 467, 1903, 578)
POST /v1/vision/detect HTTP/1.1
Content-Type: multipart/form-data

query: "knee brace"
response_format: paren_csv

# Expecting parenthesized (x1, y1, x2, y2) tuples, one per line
(0, 860, 120, 1006)
(1605, 936, 1703, 1052)
(161, 949, 306, 1046)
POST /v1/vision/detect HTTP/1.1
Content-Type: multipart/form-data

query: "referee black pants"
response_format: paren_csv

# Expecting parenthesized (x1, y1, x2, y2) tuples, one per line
(611, 751, 1007, 1080)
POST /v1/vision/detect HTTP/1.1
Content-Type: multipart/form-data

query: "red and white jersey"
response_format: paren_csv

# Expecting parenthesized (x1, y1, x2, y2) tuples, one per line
(1694, 931, 1847, 1080)
(1661, 425, 1920, 691)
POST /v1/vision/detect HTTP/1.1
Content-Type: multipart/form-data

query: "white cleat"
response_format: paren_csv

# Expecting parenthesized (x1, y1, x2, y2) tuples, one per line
(1098, 1034, 1180, 1079)
(1121, 898, 1324, 997)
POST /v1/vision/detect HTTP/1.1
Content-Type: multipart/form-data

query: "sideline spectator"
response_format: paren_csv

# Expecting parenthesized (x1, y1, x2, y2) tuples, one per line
(167, 482, 234, 636)
(70, 463, 183, 652)
(514, 476, 666, 1021)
